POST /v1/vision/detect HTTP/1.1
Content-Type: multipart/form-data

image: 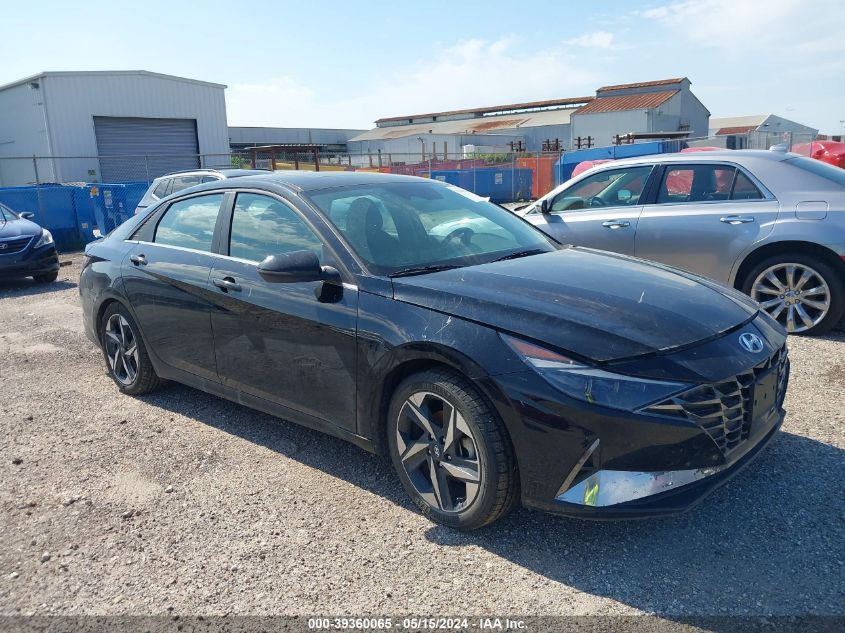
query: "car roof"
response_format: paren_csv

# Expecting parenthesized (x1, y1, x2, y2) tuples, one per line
(209, 168, 271, 177)
(605, 149, 794, 167)
(155, 168, 270, 179)
(188, 170, 429, 193)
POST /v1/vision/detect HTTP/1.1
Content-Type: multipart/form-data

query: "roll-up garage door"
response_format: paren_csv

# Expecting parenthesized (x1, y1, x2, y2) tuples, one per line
(94, 116, 200, 182)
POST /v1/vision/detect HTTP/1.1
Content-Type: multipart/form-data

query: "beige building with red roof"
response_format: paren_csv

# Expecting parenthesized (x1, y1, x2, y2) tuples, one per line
(348, 77, 711, 156)
(707, 114, 818, 149)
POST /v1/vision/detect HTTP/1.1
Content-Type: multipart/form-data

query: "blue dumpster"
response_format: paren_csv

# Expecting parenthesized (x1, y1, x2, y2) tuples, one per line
(0, 184, 84, 251)
(0, 180, 150, 251)
(429, 168, 533, 202)
(88, 182, 148, 234)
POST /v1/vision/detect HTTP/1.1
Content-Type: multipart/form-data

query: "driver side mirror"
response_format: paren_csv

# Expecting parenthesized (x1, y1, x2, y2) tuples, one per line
(19, 212, 35, 219)
(258, 250, 343, 302)
(539, 199, 551, 214)
(258, 250, 339, 284)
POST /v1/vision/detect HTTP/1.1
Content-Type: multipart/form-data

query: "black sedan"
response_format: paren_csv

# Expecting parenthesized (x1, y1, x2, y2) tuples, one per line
(79, 172, 789, 529)
(0, 203, 60, 283)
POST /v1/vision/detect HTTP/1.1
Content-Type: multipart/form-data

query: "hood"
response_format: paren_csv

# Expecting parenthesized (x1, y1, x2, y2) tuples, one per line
(0, 218, 41, 239)
(391, 248, 758, 362)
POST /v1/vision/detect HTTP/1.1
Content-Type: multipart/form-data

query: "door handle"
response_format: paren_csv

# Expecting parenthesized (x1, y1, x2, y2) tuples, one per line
(212, 277, 242, 292)
(129, 254, 147, 266)
(601, 220, 631, 229)
(720, 216, 755, 224)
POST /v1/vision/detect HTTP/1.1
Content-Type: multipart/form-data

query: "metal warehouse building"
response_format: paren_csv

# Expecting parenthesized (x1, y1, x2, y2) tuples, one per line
(348, 77, 711, 157)
(228, 127, 365, 154)
(707, 114, 819, 149)
(347, 96, 590, 158)
(0, 71, 230, 186)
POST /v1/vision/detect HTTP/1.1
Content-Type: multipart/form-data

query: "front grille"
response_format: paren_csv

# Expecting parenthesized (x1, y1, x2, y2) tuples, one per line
(643, 345, 789, 456)
(0, 236, 32, 255)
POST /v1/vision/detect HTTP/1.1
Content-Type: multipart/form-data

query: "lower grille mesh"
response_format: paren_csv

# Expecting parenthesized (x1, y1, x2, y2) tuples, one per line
(643, 345, 788, 455)
(0, 237, 32, 255)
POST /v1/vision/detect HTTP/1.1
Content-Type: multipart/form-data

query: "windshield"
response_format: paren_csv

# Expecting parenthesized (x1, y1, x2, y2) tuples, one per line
(306, 181, 557, 275)
(0, 204, 18, 222)
(786, 156, 845, 188)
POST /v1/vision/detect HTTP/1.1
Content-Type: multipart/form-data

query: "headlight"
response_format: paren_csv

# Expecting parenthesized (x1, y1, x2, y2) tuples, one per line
(34, 229, 54, 248)
(501, 334, 691, 411)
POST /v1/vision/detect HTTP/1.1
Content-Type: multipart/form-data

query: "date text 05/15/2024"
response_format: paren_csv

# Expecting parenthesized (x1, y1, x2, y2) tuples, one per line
(307, 617, 527, 630)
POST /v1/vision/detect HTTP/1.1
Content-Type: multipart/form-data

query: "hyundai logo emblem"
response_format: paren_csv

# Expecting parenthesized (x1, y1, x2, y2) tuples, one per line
(739, 332, 764, 353)
(0, 244, 7, 250)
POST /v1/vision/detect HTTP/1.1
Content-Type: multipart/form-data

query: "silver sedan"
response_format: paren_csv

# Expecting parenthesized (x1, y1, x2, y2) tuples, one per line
(519, 150, 845, 335)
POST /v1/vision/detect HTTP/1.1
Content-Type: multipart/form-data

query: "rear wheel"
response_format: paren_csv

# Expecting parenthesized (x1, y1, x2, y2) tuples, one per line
(34, 272, 58, 283)
(742, 253, 844, 335)
(387, 369, 518, 529)
(100, 303, 163, 395)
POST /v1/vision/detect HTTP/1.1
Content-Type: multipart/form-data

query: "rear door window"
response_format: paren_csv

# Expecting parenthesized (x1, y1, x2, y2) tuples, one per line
(657, 164, 736, 203)
(154, 193, 224, 252)
(657, 164, 766, 203)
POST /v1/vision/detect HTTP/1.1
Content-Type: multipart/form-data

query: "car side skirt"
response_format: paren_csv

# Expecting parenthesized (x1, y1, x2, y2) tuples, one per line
(153, 362, 377, 454)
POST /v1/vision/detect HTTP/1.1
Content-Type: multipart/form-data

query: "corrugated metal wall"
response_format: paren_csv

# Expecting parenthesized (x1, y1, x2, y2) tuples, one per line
(93, 116, 200, 181)
(39, 72, 229, 182)
(0, 83, 55, 184)
(228, 126, 366, 148)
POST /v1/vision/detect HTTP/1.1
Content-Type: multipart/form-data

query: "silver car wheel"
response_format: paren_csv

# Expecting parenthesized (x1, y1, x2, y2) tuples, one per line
(104, 313, 140, 386)
(751, 262, 831, 333)
(395, 391, 482, 513)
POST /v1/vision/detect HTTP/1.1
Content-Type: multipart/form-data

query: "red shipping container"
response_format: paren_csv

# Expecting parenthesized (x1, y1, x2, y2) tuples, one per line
(516, 156, 558, 199)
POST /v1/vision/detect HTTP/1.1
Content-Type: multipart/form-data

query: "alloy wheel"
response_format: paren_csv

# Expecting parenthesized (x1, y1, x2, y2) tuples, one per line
(751, 262, 831, 334)
(395, 391, 482, 513)
(104, 313, 140, 386)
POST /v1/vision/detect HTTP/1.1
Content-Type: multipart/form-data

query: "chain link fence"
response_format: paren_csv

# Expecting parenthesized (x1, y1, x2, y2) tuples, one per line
(0, 131, 829, 252)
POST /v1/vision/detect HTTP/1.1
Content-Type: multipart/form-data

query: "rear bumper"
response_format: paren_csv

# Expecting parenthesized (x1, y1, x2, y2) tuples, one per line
(0, 246, 59, 279)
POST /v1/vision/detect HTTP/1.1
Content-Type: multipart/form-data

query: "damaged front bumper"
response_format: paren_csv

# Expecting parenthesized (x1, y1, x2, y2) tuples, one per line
(550, 411, 782, 518)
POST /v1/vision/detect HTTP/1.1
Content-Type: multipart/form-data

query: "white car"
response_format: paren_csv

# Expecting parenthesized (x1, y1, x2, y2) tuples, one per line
(134, 168, 268, 215)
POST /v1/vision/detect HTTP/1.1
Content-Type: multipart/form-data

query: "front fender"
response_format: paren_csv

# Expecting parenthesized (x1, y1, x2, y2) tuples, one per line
(355, 291, 523, 448)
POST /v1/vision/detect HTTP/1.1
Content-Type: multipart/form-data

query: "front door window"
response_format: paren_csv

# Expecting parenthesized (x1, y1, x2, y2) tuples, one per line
(551, 166, 653, 212)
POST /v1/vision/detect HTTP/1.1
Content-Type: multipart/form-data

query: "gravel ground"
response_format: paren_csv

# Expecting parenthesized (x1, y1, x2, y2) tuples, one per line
(0, 253, 843, 618)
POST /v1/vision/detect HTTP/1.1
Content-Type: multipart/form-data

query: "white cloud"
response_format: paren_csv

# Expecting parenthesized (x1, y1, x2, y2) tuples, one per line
(565, 31, 616, 49)
(635, 0, 845, 132)
(225, 37, 600, 129)
(639, 0, 844, 53)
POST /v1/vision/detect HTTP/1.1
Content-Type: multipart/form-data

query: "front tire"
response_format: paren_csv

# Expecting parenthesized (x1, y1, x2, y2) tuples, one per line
(387, 369, 518, 529)
(100, 303, 163, 395)
(34, 272, 58, 283)
(742, 253, 844, 335)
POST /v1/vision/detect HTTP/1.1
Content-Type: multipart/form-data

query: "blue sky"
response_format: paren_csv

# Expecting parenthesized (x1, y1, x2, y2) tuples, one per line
(1, 0, 843, 133)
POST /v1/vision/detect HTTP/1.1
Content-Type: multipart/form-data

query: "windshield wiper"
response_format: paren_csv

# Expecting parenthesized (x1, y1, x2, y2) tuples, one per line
(491, 248, 547, 263)
(389, 264, 463, 278)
